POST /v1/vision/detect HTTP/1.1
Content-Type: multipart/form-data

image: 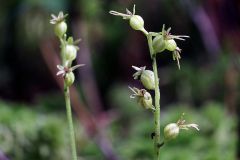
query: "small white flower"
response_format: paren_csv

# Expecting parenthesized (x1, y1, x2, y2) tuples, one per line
(56, 64, 85, 77)
(50, 11, 68, 24)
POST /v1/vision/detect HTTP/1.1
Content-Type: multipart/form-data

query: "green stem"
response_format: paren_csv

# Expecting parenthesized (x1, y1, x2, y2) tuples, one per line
(61, 37, 77, 160)
(152, 56, 161, 160)
(64, 84, 78, 160)
(147, 34, 161, 160)
(60, 38, 66, 65)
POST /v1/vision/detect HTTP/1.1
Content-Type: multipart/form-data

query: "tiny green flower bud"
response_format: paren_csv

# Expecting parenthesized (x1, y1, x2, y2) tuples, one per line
(129, 15, 144, 31)
(165, 39, 177, 51)
(152, 35, 166, 53)
(65, 72, 75, 86)
(164, 123, 180, 141)
(65, 45, 77, 61)
(54, 21, 67, 38)
(140, 70, 155, 90)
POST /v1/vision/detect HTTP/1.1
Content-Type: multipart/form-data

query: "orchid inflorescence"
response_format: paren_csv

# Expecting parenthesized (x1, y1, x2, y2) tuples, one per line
(110, 5, 189, 69)
(110, 5, 199, 158)
(50, 12, 84, 87)
(50, 11, 84, 160)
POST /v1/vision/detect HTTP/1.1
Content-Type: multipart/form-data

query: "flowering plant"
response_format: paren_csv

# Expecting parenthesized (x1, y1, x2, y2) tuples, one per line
(110, 5, 199, 160)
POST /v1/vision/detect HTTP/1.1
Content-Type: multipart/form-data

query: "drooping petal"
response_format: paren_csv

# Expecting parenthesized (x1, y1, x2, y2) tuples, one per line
(56, 70, 65, 76)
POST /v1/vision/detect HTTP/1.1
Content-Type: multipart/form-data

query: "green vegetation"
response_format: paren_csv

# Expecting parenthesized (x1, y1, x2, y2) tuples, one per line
(0, 100, 236, 160)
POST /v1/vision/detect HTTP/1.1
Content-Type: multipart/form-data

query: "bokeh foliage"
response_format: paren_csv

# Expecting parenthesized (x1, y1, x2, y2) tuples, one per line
(0, 99, 236, 160)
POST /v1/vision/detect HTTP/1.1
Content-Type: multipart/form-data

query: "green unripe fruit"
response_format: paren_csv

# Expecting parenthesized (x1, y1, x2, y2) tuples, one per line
(140, 70, 155, 90)
(152, 35, 166, 53)
(65, 45, 77, 61)
(65, 72, 75, 86)
(165, 39, 177, 51)
(129, 15, 144, 31)
(164, 123, 180, 141)
(54, 21, 67, 38)
(141, 91, 152, 109)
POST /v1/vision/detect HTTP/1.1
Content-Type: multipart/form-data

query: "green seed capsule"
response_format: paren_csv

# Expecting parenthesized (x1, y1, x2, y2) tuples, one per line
(129, 15, 144, 31)
(141, 91, 152, 109)
(140, 70, 155, 90)
(164, 123, 180, 141)
(165, 39, 177, 51)
(152, 35, 166, 53)
(65, 45, 77, 61)
(54, 21, 67, 38)
(65, 72, 75, 86)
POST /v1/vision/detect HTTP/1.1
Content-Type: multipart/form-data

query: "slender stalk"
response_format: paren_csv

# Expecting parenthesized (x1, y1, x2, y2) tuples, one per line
(51, 12, 78, 160)
(60, 39, 66, 64)
(61, 37, 77, 160)
(147, 34, 161, 160)
(152, 57, 161, 160)
(64, 84, 78, 160)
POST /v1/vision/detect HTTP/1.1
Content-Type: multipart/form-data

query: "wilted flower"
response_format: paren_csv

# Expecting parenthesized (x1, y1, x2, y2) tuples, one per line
(172, 47, 182, 70)
(164, 113, 199, 141)
(129, 86, 154, 110)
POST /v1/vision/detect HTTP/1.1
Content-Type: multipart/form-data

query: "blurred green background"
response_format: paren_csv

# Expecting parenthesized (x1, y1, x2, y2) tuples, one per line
(0, 0, 239, 160)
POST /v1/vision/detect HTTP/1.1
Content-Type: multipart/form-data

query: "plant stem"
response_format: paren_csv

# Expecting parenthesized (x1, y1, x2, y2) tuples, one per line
(60, 36, 77, 160)
(152, 57, 161, 160)
(64, 84, 78, 160)
(147, 34, 161, 160)
(60, 38, 66, 64)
